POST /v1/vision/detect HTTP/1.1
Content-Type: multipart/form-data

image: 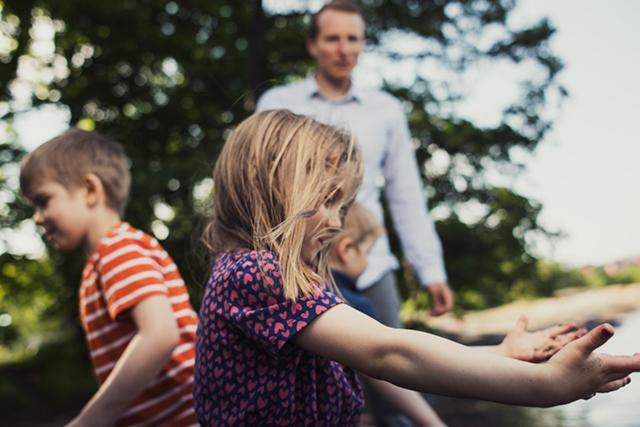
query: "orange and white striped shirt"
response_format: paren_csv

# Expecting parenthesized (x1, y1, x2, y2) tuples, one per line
(80, 222, 198, 426)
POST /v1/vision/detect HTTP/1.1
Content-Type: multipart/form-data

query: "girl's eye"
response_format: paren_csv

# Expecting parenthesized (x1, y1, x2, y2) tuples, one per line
(325, 188, 343, 207)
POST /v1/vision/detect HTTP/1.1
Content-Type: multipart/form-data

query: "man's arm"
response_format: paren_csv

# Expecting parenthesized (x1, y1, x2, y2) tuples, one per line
(382, 100, 452, 315)
(424, 282, 454, 316)
(66, 296, 179, 427)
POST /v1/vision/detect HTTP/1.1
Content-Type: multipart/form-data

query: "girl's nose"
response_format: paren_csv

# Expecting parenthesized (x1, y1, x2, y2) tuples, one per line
(328, 208, 342, 228)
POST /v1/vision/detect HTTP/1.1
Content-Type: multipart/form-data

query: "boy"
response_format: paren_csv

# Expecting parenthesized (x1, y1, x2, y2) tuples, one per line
(20, 128, 198, 426)
(328, 203, 588, 426)
(328, 203, 447, 426)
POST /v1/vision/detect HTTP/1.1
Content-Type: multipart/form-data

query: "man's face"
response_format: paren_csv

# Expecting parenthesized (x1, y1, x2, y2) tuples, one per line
(307, 9, 365, 83)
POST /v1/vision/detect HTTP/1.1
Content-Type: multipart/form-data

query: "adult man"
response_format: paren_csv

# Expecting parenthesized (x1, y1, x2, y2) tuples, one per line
(257, 0, 454, 321)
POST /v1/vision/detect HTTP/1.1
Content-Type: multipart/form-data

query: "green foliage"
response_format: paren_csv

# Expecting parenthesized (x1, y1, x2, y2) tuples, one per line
(578, 265, 640, 289)
(607, 265, 640, 285)
(1, 0, 567, 308)
(0, 336, 95, 425)
(0, 253, 75, 363)
(0, 2, 579, 416)
(0, 0, 576, 327)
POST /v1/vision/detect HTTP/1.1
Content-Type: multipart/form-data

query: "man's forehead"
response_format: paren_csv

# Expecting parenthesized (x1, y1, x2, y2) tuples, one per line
(316, 9, 365, 35)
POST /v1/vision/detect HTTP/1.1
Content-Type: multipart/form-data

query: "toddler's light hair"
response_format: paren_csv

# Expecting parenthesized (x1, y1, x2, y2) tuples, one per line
(332, 202, 384, 250)
(203, 110, 363, 300)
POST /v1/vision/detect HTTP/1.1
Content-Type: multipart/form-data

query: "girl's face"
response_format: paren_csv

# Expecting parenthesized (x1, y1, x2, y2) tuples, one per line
(301, 189, 347, 264)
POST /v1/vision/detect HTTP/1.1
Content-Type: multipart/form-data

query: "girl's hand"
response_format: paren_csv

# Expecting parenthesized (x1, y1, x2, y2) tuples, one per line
(546, 323, 639, 404)
(500, 315, 587, 362)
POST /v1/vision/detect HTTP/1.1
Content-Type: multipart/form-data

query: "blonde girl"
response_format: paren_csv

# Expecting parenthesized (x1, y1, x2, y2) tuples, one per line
(194, 110, 639, 426)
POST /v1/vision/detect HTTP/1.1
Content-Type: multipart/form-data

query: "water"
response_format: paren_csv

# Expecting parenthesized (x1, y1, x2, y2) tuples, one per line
(428, 311, 640, 427)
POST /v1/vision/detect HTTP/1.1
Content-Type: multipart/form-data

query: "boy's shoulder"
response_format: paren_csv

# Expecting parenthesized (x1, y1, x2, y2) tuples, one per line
(90, 222, 167, 268)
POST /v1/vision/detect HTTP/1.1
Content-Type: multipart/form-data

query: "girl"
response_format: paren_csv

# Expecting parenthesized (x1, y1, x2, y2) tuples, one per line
(194, 110, 639, 426)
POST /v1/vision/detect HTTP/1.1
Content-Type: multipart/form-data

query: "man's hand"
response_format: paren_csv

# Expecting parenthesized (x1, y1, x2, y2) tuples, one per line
(425, 282, 454, 316)
(500, 315, 587, 362)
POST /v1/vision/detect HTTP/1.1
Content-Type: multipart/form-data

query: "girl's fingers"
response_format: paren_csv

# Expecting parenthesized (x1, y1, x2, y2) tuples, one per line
(555, 328, 587, 346)
(515, 315, 529, 332)
(576, 324, 614, 354)
(601, 353, 640, 373)
(596, 376, 631, 394)
(546, 322, 577, 338)
(539, 348, 557, 362)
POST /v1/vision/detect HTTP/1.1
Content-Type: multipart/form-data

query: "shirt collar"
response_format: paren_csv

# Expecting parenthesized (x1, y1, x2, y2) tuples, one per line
(304, 73, 363, 104)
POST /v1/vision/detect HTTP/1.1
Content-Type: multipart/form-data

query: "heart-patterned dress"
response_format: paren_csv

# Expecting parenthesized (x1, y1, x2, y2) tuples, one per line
(194, 249, 364, 426)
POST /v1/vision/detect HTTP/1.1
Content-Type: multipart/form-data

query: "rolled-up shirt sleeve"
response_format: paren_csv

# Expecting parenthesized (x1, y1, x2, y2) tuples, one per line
(382, 102, 447, 286)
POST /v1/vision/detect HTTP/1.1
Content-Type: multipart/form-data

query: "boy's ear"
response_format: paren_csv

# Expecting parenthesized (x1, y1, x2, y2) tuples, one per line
(82, 173, 105, 207)
(335, 237, 356, 264)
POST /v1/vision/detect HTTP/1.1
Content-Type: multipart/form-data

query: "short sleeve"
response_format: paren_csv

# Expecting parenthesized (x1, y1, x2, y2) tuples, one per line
(97, 239, 169, 319)
(221, 251, 341, 355)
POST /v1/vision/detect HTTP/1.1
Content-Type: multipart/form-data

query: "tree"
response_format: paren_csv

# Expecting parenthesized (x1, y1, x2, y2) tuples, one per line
(0, 0, 566, 323)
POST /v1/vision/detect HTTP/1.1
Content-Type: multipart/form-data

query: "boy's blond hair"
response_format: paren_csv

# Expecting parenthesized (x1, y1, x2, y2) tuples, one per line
(203, 109, 363, 300)
(334, 202, 384, 248)
(20, 128, 131, 215)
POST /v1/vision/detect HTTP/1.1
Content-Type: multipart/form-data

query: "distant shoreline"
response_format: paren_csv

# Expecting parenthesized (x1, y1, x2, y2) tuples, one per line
(403, 283, 640, 343)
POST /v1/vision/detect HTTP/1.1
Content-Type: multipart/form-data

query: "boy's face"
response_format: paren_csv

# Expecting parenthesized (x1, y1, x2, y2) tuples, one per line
(28, 180, 92, 252)
(335, 235, 376, 281)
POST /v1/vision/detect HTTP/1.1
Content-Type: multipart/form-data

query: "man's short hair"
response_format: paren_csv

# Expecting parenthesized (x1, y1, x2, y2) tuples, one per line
(20, 128, 131, 215)
(308, 0, 365, 41)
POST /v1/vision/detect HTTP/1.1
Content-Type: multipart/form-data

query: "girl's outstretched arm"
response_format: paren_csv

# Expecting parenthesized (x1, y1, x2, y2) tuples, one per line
(292, 304, 640, 407)
(479, 315, 587, 362)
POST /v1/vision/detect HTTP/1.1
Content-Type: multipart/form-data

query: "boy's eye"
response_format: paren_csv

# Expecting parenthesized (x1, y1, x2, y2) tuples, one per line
(33, 195, 49, 209)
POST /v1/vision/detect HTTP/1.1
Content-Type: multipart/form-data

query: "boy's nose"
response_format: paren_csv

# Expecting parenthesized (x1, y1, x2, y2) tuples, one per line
(33, 210, 44, 225)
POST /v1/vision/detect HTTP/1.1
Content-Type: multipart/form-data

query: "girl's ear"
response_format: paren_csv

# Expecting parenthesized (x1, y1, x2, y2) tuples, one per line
(82, 173, 105, 208)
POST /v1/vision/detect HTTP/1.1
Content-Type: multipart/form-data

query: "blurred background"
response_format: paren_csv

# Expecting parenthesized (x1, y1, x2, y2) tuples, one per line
(0, 0, 638, 425)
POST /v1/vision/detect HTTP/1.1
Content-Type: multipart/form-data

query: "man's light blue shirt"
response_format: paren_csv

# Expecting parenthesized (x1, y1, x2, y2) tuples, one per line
(256, 75, 447, 289)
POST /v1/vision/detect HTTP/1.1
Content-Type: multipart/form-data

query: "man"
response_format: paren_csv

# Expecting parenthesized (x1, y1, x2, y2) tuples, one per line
(257, 0, 454, 323)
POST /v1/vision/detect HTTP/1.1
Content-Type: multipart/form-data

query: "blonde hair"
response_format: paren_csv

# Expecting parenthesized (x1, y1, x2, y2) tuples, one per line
(203, 110, 363, 300)
(20, 128, 131, 215)
(333, 202, 384, 247)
